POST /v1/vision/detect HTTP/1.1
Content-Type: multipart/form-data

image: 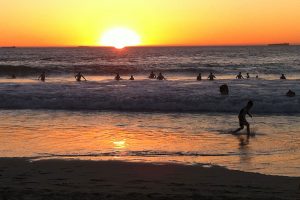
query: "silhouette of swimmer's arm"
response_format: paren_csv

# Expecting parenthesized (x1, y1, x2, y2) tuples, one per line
(81, 75, 87, 81)
(247, 111, 252, 118)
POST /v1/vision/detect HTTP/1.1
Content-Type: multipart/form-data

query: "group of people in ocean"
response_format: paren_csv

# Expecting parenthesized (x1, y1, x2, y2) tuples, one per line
(114, 71, 166, 81)
(8, 71, 289, 83)
(5, 71, 297, 136)
(37, 72, 87, 82)
(9, 71, 296, 97)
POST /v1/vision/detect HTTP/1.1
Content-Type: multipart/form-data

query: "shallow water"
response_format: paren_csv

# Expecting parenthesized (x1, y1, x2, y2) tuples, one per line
(0, 110, 299, 177)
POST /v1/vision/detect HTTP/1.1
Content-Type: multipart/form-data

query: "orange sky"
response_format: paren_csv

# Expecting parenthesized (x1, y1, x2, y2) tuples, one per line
(1, 0, 300, 46)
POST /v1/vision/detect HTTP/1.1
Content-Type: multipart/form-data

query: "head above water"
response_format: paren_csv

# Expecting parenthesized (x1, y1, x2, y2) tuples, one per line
(247, 100, 253, 108)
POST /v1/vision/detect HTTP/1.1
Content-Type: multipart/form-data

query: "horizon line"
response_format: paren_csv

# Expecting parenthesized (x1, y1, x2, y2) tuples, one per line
(1, 43, 299, 48)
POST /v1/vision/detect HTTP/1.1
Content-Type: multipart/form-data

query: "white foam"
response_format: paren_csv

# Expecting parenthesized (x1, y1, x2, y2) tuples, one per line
(0, 79, 299, 113)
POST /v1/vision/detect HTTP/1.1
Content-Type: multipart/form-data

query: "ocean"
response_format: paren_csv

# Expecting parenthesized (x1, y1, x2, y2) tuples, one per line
(0, 46, 299, 177)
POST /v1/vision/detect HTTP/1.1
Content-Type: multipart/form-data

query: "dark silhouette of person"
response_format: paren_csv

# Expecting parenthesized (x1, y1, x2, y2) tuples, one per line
(149, 71, 156, 79)
(208, 72, 216, 81)
(129, 75, 135, 80)
(11, 74, 16, 79)
(256, 75, 259, 79)
(280, 74, 286, 80)
(38, 72, 46, 82)
(220, 84, 229, 95)
(75, 72, 86, 82)
(246, 73, 250, 79)
(236, 72, 244, 79)
(233, 101, 254, 135)
(115, 73, 121, 81)
(197, 73, 202, 81)
(286, 90, 296, 97)
(157, 73, 166, 80)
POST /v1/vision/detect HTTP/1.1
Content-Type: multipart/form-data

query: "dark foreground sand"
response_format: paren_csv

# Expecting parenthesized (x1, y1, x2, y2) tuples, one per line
(0, 158, 299, 200)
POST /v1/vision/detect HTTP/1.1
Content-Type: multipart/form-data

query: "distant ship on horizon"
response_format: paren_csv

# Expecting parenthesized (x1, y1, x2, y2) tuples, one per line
(268, 43, 290, 46)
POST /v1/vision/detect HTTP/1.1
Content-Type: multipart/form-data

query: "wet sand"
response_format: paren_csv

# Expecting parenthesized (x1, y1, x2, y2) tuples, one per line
(0, 158, 299, 200)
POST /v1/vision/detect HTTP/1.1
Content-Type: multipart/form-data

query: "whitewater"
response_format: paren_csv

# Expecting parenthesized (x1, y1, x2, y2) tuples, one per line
(0, 77, 299, 113)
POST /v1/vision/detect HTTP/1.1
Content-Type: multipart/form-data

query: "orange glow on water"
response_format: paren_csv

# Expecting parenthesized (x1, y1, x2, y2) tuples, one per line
(0, 110, 300, 176)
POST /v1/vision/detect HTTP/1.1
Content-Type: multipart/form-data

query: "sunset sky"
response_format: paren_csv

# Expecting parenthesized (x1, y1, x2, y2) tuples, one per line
(1, 0, 300, 46)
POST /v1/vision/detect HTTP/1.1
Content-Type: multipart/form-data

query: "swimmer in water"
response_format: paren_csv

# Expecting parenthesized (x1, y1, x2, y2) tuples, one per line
(129, 75, 135, 80)
(149, 71, 156, 79)
(208, 72, 216, 81)
(236, 72, 244, 79)
(197, 73, 202, 81)
(157, 73, 166, 80)
(38, 72, 46, 82)
(75, 72, 87, 82)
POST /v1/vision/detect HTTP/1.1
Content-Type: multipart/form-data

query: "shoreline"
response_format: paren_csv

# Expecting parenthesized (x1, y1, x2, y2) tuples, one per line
(0, 158, 299, 199)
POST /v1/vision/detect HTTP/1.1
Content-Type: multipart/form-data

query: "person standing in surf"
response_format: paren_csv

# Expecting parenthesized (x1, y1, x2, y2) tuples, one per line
(233, 100, 253, 135)
(236, 72, 244, 79)
(208, 72, 216, 81)
(38, 72, 46, 82)
(197, 73, 202, 81)
(75, 72, 87, 82)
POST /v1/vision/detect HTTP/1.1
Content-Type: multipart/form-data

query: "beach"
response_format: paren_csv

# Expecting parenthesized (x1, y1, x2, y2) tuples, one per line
(1, 158, 299, 200)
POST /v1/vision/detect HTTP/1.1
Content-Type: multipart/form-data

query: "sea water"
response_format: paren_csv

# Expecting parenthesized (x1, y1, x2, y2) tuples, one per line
(0, 46, 299, 177)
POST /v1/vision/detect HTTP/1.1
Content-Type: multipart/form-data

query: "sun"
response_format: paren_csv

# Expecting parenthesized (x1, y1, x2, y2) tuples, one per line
(100, 28, 141, 49)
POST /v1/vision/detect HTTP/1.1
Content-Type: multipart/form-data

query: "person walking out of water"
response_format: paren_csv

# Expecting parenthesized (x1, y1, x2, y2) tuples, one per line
(75, 72, 86, 82)
(115, 73, 121, 81)
(236, 72, 244, 79)
(197, 73, 202, 81)
(149, 71, 156, 79)
(208, 72, 216, 81)
(129, 75, 135, 80)
(157, 73, 166, 80)
(233, 100, 253, 135)
(38, 72, 46, 82)
(280, 74, 286, 80)
(246, 73, 250, 79)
